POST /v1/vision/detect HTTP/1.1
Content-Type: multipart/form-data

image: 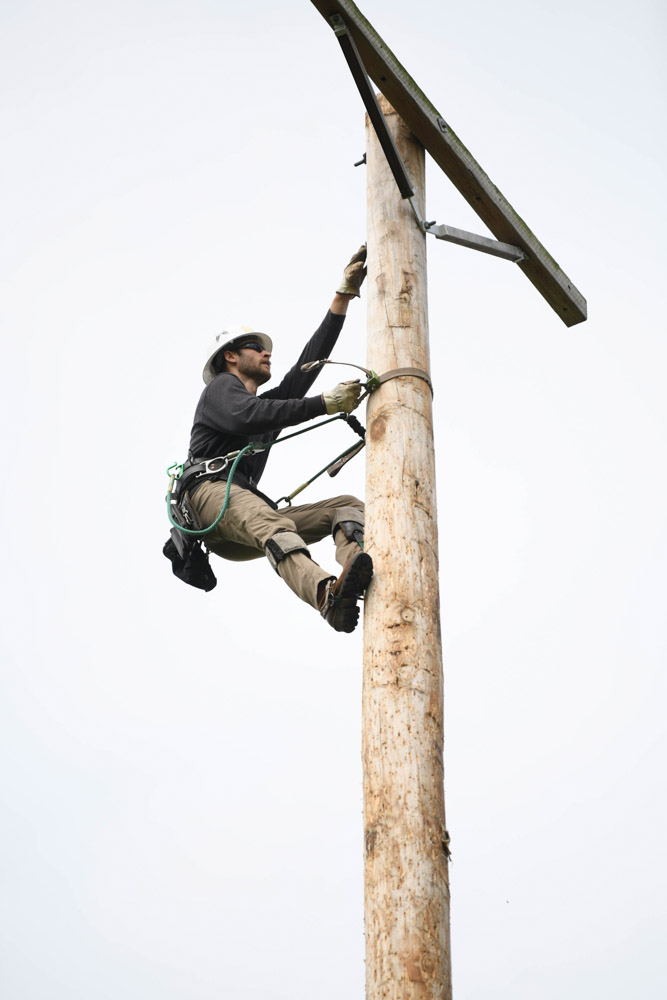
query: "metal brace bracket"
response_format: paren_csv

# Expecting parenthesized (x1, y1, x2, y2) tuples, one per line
(425, 222, 526, 263)
(409, 200, 525, 263)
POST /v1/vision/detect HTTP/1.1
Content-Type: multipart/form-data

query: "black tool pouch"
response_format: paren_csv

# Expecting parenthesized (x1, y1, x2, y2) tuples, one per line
(163, 531, 217, 592)
(163, 490, 217, 592)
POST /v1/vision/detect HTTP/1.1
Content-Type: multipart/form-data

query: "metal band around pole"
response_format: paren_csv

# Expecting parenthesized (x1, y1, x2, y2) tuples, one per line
(377, 367, 434, 396)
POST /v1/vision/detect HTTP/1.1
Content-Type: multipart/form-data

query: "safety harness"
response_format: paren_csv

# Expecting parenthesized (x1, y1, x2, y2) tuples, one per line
(163, 360, 432, 590)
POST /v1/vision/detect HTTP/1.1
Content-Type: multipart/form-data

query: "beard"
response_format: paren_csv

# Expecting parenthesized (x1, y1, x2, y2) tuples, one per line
(237, 353, 271, 386)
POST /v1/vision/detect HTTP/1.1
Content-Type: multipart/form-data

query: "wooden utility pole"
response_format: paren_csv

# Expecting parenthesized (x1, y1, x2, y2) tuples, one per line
(363, 95, 451, 999)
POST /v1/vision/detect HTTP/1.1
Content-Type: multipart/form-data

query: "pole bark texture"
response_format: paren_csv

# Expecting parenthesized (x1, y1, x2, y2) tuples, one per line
(363, 95, 451, 1000)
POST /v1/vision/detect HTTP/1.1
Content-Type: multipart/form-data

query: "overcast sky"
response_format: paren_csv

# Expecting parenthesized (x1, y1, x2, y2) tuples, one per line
(2, 1, 666, 997)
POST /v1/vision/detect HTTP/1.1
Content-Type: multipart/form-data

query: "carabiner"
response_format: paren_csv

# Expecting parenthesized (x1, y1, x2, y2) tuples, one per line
(166, 461, 184, 479)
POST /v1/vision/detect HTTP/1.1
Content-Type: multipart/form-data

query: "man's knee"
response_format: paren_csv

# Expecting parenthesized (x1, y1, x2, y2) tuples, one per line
(333, 495, 364, 516)
(333, 500, 365, 550)
(334, 495, 364, 527)
(264, 530, 311, 574)
(333, 498, 365, 532)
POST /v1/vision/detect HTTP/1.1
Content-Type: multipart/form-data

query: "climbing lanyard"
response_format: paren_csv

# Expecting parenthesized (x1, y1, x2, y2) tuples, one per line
(300, 357, 433, 399)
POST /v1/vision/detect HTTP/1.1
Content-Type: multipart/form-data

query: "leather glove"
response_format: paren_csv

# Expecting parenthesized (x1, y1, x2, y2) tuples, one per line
(336, 244, 367, 297)
(322, 379, 362, 414)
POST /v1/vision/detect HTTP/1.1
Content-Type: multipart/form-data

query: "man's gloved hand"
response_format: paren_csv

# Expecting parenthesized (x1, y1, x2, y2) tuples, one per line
(322, 379, 362, 414)
(336, 244, 367, 297)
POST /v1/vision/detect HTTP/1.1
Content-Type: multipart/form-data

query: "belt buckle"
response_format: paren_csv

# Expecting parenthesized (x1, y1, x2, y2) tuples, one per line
(198, 455, 229, 477)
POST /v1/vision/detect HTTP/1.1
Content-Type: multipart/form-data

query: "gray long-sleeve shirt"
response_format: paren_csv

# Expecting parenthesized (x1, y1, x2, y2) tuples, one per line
(188, 310, 346, 505)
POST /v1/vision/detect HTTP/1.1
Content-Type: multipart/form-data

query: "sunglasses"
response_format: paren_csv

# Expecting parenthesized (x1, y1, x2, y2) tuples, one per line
(234, 340, 268, 354)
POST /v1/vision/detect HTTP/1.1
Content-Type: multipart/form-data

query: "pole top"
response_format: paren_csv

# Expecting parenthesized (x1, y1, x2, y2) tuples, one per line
(310, 0, 587, 327)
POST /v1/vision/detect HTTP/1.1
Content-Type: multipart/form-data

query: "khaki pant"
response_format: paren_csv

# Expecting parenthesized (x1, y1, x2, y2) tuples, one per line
(191, 482, 364, 610)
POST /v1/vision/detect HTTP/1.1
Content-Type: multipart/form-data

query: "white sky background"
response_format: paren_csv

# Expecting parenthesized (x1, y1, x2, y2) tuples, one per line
(1, 0, 666, 996)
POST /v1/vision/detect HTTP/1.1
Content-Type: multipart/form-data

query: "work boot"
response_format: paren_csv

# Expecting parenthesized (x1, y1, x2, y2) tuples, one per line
(319, 551, 374, 633)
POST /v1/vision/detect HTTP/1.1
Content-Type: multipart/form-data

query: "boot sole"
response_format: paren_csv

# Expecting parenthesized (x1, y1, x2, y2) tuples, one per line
(327, 552, 374, 633)
(337, 552, 373, 600)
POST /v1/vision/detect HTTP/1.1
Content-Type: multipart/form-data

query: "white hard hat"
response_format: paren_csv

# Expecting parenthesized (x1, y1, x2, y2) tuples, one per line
(202, 325, 273, 385)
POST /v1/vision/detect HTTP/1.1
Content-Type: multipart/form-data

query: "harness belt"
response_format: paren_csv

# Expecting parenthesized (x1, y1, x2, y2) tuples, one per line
(175, 450, 260, 496)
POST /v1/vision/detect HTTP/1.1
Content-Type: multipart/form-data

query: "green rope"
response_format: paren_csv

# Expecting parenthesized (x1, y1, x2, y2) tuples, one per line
(166, 445, 253, 537)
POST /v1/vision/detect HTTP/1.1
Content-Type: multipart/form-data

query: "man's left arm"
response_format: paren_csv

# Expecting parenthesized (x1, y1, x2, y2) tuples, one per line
(262, 245, 367, 402)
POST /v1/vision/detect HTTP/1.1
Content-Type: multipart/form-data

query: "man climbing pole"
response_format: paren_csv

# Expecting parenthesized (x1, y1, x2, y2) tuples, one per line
(169, 245, 373, 633)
